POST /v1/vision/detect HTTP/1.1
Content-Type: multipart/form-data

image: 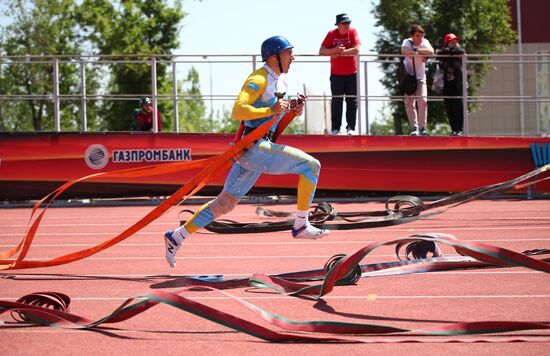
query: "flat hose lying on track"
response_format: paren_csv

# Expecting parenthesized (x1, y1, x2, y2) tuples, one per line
(2, 233, 550, 342)
(179, 164, 550, 233)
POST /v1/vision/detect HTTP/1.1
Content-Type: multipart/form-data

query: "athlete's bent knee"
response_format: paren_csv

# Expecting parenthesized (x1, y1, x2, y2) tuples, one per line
(209, 190, 240, 218)
(308, 158, 321, 175)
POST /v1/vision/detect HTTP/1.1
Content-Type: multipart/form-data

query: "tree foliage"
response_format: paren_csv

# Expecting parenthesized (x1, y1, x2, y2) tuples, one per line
(372, 0, 516, 134)
(77, 0, 185, 131)
(1, 1, 308, 134)
(0, 0, 88, 131)
(0, 0, 211, 133)
(178, 67, 209, 132)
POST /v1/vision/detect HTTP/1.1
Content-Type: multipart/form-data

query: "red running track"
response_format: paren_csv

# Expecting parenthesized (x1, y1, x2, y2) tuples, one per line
(1, 199, 550, 355)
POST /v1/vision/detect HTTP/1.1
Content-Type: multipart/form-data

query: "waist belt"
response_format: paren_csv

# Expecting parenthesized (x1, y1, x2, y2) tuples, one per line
(243, 126, 276, 142)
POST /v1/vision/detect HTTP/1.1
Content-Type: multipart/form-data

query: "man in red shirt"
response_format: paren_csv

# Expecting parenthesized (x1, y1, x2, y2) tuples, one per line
(132, 97, 162, 131)
(319, 13, 361, 135)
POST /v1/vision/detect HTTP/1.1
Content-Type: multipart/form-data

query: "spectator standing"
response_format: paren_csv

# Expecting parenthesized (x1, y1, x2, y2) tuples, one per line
(437, 33, 466, 136)
(132, 97, 162, 131)
(401, 24, 434, 136)
(319, 13, 361, 135)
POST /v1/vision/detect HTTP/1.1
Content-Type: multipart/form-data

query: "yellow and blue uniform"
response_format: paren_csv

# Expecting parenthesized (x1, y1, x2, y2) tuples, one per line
(183, 65, 321, 232)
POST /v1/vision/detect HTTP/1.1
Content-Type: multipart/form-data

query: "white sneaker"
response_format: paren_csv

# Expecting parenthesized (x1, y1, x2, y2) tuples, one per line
(291, 223, 330, 239)
(410, 127, 419, 136)
(346, 129, 353, 136)
(331, 129, 339, 135)
(164, 230, 181, 268)
(419, 127, 430, 136)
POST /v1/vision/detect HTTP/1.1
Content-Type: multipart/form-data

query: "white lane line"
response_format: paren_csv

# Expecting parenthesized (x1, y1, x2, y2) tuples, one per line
(2, 216, 549, 227)
(0, 327, 243, 334)
(3, 226, 550, 236)
(2, 223, 173, 227)
(1, 237, 549, 248)
(2, 255, 368, 260)
(8, 253, 550, 260)
(1, 270, 544, 279)
(325, 295, 550, 300)
(0, 207, 546, 217)
(1, 271, 545, 283)
(2, 328, 549, 342)
(1, 295, 549, 301)
(0, 328, 237, 334)
(0, 212, 259, 220)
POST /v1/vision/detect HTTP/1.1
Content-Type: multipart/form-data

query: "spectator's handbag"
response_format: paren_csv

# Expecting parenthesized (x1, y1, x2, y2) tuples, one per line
(431, 65, 444, 94)
(398, 47, 417, 95)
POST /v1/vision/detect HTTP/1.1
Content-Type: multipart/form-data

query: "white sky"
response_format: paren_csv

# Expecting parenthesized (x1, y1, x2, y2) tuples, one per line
(177, 0, 385, 131)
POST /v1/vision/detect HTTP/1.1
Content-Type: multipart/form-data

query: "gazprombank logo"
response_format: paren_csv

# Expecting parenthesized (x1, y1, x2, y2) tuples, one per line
(84, 144, 193, 170)
(84, 144, 109, 170)
(112, 148, 192, 162)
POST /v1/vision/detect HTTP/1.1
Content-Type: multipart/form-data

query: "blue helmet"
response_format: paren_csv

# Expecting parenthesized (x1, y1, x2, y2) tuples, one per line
(261, 36, 293, 61)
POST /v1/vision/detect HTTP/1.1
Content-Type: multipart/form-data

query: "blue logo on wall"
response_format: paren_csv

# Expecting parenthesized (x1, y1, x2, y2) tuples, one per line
(84, 144, 109, 170)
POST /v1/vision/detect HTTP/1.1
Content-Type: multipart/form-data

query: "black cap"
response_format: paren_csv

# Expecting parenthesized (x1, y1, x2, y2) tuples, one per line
(335, 13, 351, 25)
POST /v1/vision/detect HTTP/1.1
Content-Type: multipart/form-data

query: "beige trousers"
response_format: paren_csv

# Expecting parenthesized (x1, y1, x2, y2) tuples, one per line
(404, 79, 428, 129)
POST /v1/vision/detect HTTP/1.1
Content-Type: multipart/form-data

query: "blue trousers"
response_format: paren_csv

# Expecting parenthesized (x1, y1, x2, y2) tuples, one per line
(185, 138, 321, 230)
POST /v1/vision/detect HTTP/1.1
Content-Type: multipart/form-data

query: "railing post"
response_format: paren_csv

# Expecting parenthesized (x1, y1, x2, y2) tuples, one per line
(303, 83, 308, 133)
(355, 54, 362, 135)
(151, 56, 158, 133)
(80, 61, 87, 132)
(172, 59, 179, 132)
(323, 92, 329, 134)
(206, 57, 213, 132)
(52, 56, 61, 132)
(252, 55, 257, 71)
(462, 53, 469, 135)
(363, 60, 369, 135)
(517, 0, 525, 136)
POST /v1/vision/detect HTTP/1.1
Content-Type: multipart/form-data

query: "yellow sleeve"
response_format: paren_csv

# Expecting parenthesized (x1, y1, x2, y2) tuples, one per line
(231, 71, 272, 121)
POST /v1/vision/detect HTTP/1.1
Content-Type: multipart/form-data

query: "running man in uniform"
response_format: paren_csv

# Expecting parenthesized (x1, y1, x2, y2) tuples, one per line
(163, 36, 330, 267)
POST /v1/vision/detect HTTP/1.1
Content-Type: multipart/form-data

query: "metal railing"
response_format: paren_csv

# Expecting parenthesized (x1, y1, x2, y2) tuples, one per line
(0, 52, 549, 136)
